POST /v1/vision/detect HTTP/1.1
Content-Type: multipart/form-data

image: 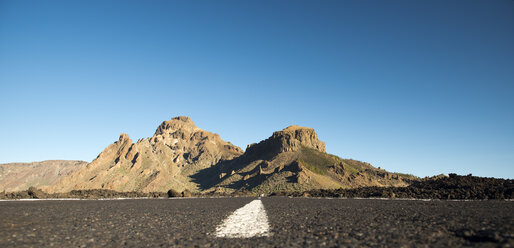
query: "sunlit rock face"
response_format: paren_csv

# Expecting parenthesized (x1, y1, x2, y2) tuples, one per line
(43, 116, 243, 193)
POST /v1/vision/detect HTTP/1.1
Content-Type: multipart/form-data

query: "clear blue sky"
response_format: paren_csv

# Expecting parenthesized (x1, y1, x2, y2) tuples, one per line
(1, 0, 513, 178)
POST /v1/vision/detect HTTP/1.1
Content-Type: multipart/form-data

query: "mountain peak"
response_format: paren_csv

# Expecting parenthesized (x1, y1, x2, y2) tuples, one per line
(45, 115, 243, 193)
(154, 116, 199, 135)
(118, 133, 130, 142)
(171, 116, 194, 123)
(245, 125, 326, 159)
(281, 125, 313, 132)
(272, 125, 326, 153)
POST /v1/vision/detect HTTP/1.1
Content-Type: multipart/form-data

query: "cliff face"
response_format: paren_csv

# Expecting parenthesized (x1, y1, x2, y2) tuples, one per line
(194, 125, 415, 194)
(0, 160, 87, 192)
(244, 125, 326, 160)
(42, 117, 243, 193)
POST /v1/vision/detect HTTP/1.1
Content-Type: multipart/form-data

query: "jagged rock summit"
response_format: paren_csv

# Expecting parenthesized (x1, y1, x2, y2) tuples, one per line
(154, 116, 199, 135)
(245, 125, 326, 159)
(42, 116, 243, 193)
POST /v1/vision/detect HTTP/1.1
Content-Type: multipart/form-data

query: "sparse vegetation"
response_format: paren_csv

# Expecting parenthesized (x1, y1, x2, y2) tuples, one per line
(393, 172, 418, 180)
(167, 189, 181, 197)
(339, 161, 360, 175)
(299, 159, 325, 175)
(298, 146, 336, 175)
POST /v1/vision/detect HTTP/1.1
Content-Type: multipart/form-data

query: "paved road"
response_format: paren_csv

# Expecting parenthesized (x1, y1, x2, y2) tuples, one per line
(0, 197, 512, 247)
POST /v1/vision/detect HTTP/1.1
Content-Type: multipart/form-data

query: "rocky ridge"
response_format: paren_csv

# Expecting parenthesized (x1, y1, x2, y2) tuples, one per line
(42, 117, 243, 193)
(0, 160, 86, 192)
(194, 125, 415, 194)
(3, 116, 418, 195)
(244, 125, 326, 159)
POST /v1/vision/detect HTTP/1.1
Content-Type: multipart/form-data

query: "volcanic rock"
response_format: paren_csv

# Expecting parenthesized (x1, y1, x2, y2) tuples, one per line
(245, 125, 326, 160)
(167, 189, 181, 198)
(42, 116, 243, 193)
(193, 125, 415, 194)
(294, 174, 513, 200)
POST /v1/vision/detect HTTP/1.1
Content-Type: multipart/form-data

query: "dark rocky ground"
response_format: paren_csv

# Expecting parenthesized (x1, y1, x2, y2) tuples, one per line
(1, 174, 512, 200)
(0, 188, 168, 200)
(0, 188, 249, 200)
(275, 174, 514, 200)
(0, 197, 512, 247)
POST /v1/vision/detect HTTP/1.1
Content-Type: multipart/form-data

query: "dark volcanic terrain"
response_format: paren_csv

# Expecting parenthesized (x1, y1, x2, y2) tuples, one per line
(0, 197, 512, 247)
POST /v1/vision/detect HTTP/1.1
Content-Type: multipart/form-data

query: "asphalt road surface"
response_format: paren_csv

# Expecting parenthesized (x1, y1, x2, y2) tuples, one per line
(0, 197, 512, 247)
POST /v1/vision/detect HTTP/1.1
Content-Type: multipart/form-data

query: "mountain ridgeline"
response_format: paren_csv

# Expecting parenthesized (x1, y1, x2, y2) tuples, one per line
(42, 117, 243, 193)
(7, 116, 416, 194)
(193, 125, 414, 194)
(0, 160, 87, 192)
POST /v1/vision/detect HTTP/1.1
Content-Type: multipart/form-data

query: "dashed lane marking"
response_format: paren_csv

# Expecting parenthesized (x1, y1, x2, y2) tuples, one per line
(215, 199, 271, 238)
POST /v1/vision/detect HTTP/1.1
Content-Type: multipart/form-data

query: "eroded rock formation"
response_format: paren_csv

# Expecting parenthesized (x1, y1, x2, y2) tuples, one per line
(42, 116, 243, 193)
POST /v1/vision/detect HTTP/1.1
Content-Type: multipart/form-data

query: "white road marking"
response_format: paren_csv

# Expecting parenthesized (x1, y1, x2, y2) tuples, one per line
(215, 199, 271, 238)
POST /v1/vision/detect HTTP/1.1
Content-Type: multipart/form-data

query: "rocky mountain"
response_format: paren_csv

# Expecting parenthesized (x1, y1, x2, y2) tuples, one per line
(0, 160, 87, 192)
(193, 125, 416, 194)
(41, 116, 243, 193)
(27, 117, 416, 195)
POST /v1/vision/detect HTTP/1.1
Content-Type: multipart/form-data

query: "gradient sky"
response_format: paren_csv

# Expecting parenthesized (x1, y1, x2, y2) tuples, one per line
(1, 0, 513, 178)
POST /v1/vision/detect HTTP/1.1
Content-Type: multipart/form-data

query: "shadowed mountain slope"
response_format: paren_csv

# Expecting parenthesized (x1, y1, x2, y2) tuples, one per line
(192, 125, 416, 194)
